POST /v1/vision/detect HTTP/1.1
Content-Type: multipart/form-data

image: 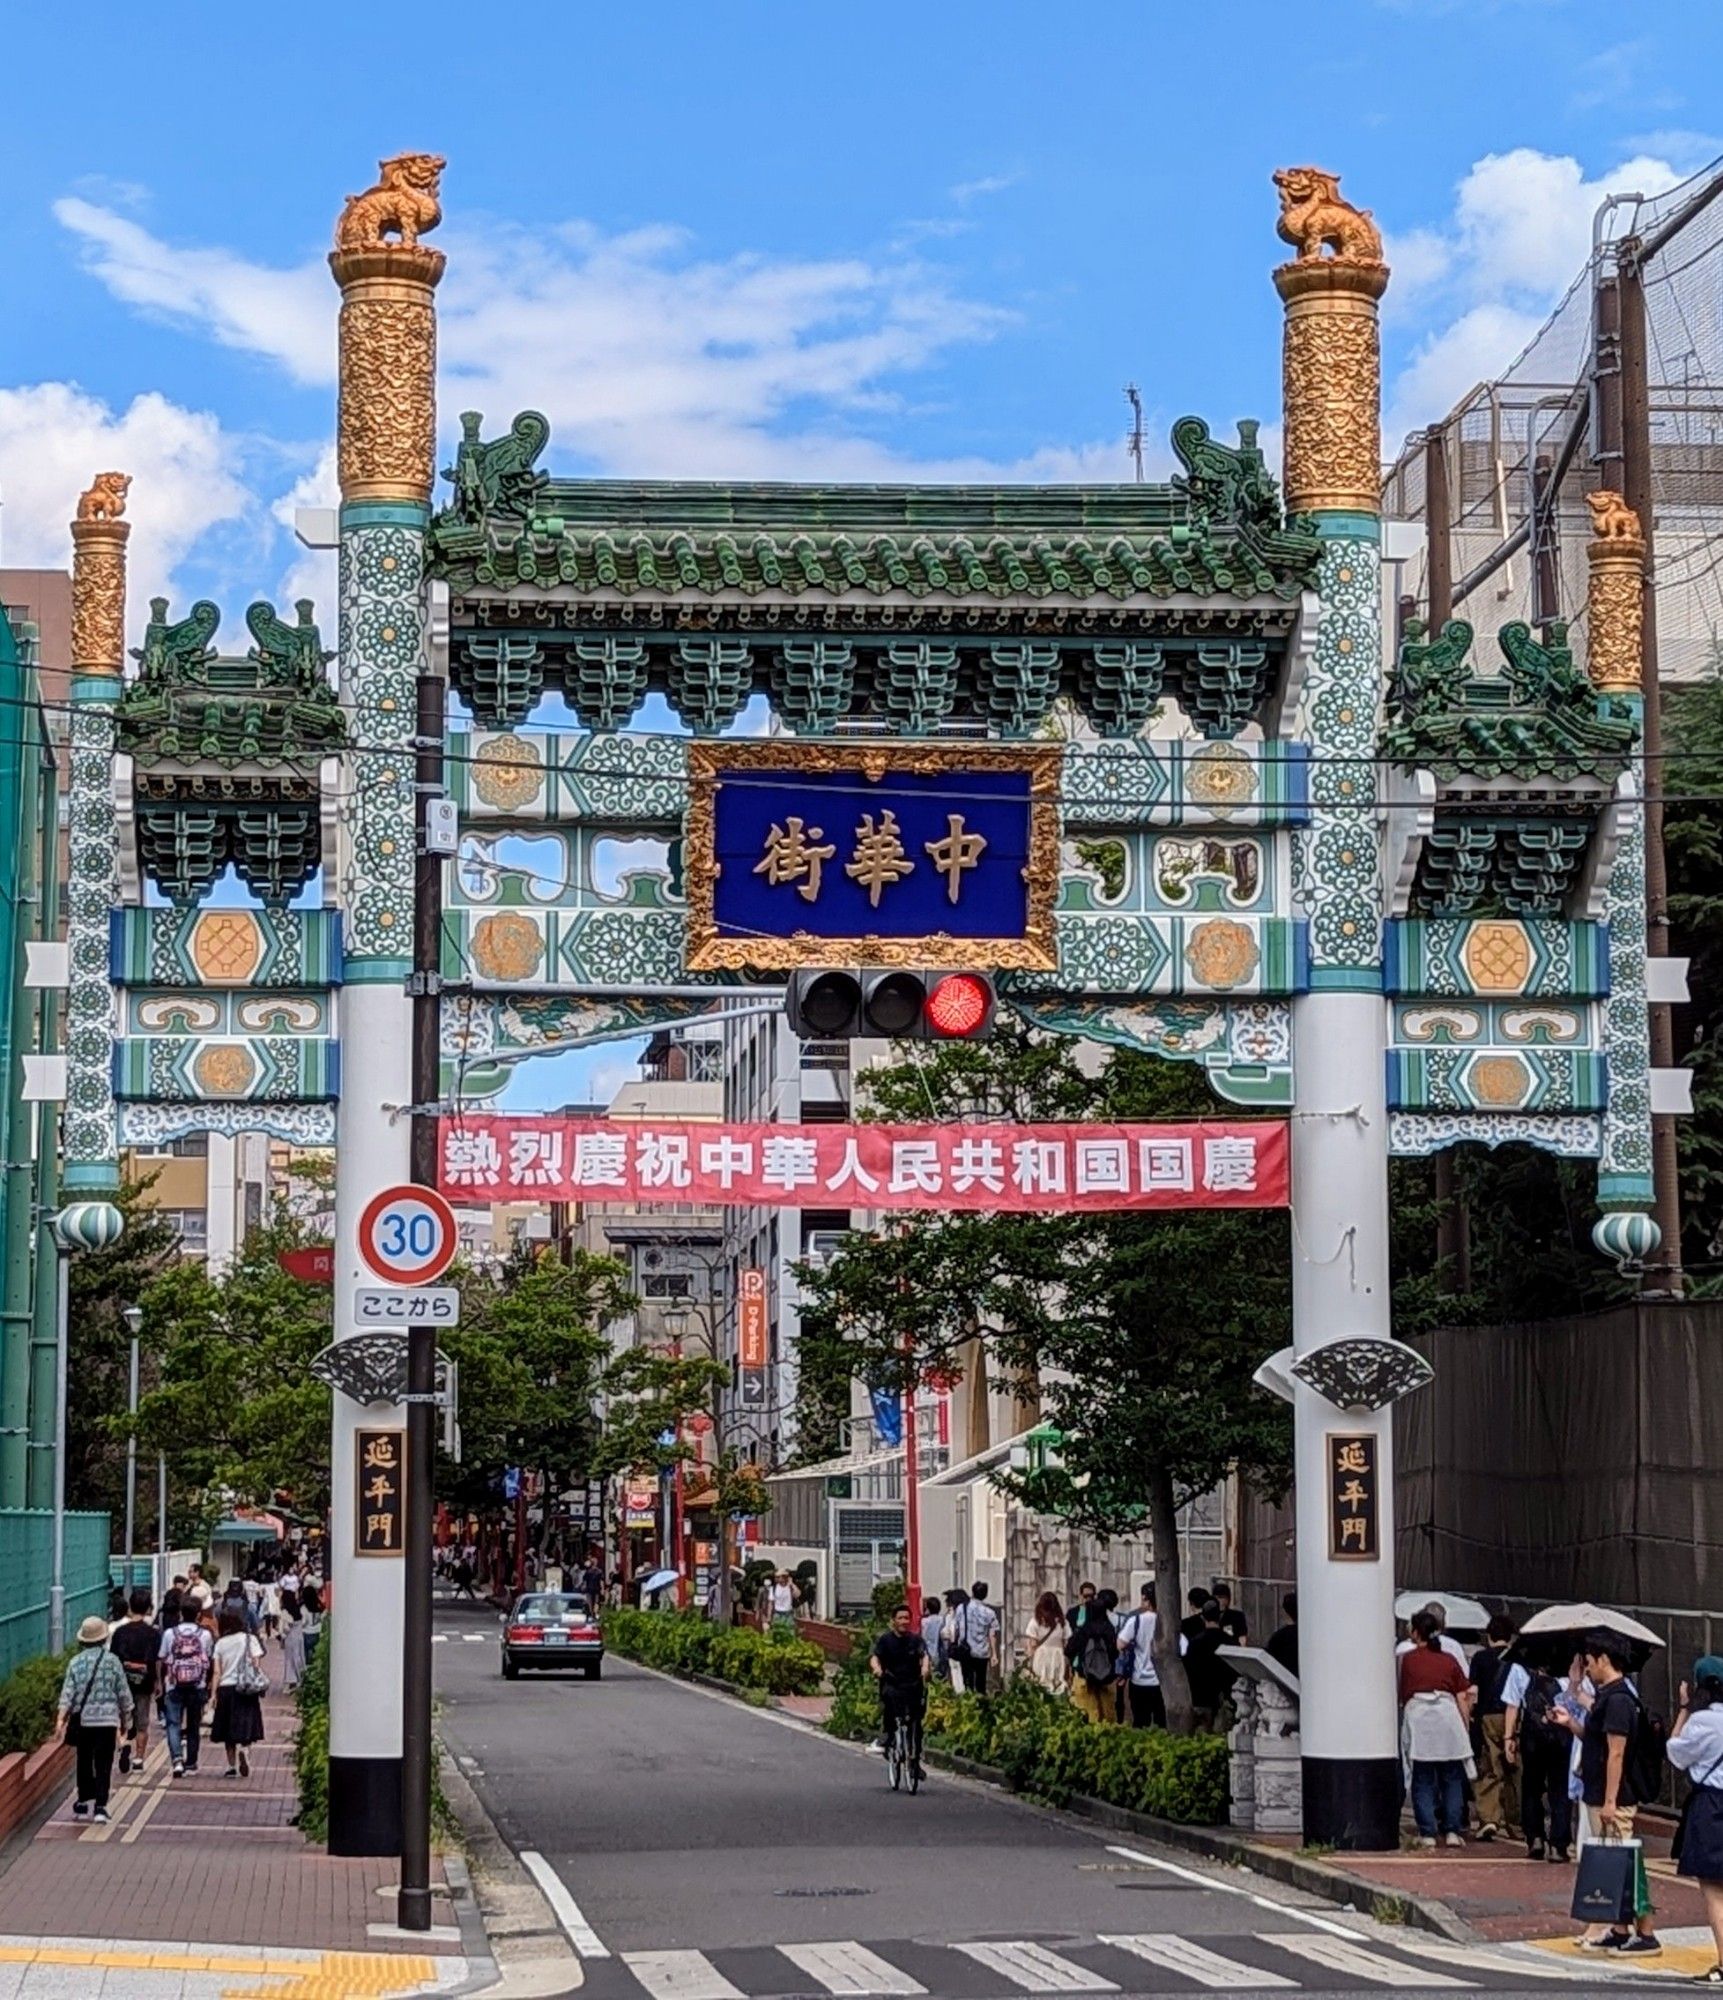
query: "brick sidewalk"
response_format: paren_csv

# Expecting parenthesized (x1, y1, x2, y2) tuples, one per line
(0, 1690, 468, 1989)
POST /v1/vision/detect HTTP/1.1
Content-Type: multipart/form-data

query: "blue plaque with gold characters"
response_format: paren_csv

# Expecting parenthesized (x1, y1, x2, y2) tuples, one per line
(686, 741, 1060, 972)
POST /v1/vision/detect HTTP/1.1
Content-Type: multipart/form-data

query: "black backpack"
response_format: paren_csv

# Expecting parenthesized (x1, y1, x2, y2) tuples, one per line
(1521, 1671, 1570, 1750)
(1076, 1612, 1117, 1689)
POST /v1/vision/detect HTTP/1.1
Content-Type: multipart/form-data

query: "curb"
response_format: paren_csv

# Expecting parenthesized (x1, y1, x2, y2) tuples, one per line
(923, 1749, 1475, 1943)
(436, 1736, 581, 1993)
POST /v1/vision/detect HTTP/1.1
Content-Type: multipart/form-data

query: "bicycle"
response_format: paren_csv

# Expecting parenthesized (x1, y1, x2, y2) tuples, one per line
(884, 1702, 923, 1794)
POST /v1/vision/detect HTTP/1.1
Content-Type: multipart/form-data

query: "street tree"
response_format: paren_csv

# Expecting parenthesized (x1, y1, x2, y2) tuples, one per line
(797, 1026, 1293, 1733)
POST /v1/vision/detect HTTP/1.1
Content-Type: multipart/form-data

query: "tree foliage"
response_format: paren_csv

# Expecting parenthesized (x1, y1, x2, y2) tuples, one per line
(797, 1027, 1293, 1732)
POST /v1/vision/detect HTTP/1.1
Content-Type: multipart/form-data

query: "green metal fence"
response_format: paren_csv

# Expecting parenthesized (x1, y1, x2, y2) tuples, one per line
(0, 1509, 112, 1681)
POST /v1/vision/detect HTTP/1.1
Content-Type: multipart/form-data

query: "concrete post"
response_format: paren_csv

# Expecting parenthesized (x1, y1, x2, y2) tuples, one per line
(1272, 171, 1399, 1846)
(324, 157, 446, 1857)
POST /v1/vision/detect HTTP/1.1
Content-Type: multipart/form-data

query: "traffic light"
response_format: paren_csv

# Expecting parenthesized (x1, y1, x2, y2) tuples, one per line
(785, 969, 995, 1041)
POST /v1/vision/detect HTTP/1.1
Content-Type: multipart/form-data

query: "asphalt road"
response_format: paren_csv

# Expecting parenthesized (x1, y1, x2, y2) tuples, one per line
(431, 1599, 1665, 1999)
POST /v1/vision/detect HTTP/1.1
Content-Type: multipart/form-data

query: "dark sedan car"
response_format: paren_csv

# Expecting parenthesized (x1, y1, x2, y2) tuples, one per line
(500, 1592, 604, 1679)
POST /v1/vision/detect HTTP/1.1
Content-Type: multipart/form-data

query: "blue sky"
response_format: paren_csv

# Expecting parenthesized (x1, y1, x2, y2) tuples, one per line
(2, 0, 1717, 1104)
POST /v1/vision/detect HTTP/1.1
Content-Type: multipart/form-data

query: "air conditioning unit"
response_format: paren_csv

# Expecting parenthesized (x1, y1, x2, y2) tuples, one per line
(804, 1229, 850, 1269)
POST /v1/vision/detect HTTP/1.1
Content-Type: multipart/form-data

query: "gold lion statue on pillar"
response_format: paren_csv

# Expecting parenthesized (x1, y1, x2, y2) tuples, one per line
(76, 471, 131, 521)
(1587, 488, 1642, 544)
(1274, 166, 1384, 265)
(334, 151, 445, 251)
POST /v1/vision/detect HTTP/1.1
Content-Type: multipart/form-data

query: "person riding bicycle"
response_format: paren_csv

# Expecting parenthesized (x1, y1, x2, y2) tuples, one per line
(870, 1603, 931, 1783)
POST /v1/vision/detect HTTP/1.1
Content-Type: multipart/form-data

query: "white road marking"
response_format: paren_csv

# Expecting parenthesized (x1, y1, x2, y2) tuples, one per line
(624, 1949, 745, 2000)
(778, 1941, 926, 1994)
(953, 1941, 1117, 1992)
(432, 1634, 448, 1644)
(1396, 1938, 1598, 1979)
(518, 1848, 610, 1958)
(1266, 1933, 1471, 1987)
(1103, 1844, 1367, 1938)
(461, 1632, 486, 1642)
(1100, 1932, 1298, 1988)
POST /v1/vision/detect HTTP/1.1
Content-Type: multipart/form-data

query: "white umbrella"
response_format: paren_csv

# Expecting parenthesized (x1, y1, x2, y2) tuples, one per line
(638, 1567, 681, 1596)
(1393, 1589, 1492, 1631)
(1519, 1603, 1664, 1648)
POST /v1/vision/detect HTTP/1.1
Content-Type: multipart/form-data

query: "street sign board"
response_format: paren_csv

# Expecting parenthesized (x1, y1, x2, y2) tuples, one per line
(355, 1287, 460, 1327)
(357, 1184, 458, 1286)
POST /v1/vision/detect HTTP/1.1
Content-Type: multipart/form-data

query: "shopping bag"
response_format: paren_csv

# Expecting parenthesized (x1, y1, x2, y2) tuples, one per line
(1570, 1838, 1638, 1925)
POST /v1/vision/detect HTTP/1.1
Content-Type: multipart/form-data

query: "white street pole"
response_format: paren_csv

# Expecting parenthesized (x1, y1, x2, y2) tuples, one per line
(47, 1245, 68, 1654)
(157, 1449, 168, 1601)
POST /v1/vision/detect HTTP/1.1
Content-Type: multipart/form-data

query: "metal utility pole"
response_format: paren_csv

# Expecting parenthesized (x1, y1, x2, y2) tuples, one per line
(122, 1305, 142, 1574)
(1423, 424, 1472, 1294)
(46, 1243, 68, 1653)
(398, 665, 444, 1934)
(1602, 244, 1685, 1293)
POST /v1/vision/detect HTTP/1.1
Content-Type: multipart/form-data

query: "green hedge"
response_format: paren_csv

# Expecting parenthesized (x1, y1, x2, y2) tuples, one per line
(604, 1607, 824, 1696)
(0, 1648, 75, 1757)
(291, 1619, 332, 1841)
(827, 1664, 1227, 1825)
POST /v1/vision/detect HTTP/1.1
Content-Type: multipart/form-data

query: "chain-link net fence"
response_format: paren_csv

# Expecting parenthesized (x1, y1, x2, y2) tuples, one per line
(1383, 159, 1723, 683)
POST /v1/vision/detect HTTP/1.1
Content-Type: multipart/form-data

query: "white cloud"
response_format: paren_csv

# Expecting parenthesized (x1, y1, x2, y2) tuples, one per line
(0, 382, 248, 630)
(54, 199, 1138, 489)
(950, 174, 1019, 205)
(269, 441, 338, 619)
(1383, 146, 1687, 454)
(54, 198, 332, 387)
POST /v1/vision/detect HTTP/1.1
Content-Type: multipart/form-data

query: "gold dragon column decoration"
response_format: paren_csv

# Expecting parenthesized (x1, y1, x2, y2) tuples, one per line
(1270, 168, 1403, 1849)
(324, 151, 446, 1859)
(1586, 489, 1658, 1259)
(62, 473, 133, 1210)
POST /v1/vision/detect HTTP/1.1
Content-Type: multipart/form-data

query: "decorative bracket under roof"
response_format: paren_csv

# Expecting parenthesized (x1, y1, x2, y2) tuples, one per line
(115, 597, 345, 907)
(1380, 616, 1636, 919)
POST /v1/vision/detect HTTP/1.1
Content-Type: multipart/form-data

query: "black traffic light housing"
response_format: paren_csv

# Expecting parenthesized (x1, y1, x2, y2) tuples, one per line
(785, 969, 995, 1041)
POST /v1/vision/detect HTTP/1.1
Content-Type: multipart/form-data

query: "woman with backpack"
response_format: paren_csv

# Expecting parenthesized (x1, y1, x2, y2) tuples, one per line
(1066, 1588, 1120, 1726)
(1504, 1654, 1574, 1862)
(57, 1616, 134, 1822)
(208, 1606, 268, 1779)
(1669, 1655, 1723, 1984)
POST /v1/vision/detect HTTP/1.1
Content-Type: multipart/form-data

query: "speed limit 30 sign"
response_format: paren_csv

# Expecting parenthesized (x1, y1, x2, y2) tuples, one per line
(357, 1184, 459, 1286)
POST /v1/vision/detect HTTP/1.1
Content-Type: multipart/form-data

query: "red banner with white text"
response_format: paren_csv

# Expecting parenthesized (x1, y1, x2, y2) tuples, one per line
(437, 1117, 1288, 1212)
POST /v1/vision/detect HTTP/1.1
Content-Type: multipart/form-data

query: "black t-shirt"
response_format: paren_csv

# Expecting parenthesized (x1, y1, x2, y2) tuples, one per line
(1179, 1612, 1206, 1642)
(872, 1629, 928, 1692)
(1580, 1680, 1641, 1807)
(1218, 1608, 1248, 1644)
(109, 1619, 157, 1693)
(1265, 1623, 1299, 1677)
(1471, 1645, 1513, 1717)
(1184, 1626, 1234, 1707)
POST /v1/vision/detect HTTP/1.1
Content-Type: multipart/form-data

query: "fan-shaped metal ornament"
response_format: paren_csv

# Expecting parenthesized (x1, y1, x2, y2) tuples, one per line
(310, 1334, 452, 1407)
(1289, 1336, 1433, 1411)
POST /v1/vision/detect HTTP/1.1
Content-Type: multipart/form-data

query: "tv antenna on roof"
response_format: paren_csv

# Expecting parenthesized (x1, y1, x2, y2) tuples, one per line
(1124, 384, 1145, 484)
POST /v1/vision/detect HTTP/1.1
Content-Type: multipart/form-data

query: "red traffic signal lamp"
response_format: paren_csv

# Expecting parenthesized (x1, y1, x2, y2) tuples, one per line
(785, 969, 995, 1041)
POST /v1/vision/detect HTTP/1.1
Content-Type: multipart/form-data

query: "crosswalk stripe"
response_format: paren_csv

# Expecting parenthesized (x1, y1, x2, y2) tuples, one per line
(778, 1942, 926, 1995)
(461, 1632, 486, 1643)
(1265, 1934, 1472, 1988)
(1100, 1932, 1298, 1988)
(953, 1942, 1117, 1992)
(625, 1950, 745, 2000)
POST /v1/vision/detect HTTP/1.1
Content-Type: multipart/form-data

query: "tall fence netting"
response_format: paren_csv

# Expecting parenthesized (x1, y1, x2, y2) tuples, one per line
(1382, 159, 1723, 683)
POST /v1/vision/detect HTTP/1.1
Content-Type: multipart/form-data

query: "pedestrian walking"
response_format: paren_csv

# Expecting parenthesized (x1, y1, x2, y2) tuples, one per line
(1669, 1656, 1723, 1984)
(108, 1589, 158, 1776)
(1117, 1585, 1166, 1728)
(1469, 1614, 1521, 1842)
(764, 1571, 799, 1631)
(959, 1581, 999, 1694)
(1022, 1592, 1069, 1694)
(159, 1596, 214, 1777)
(279, 1589, 306, 1691)
(1504, 1656, 1574, 1861)
(1066, 1588, 1120, 1726)
(1395, 1601, 1468, 1667)
(209, 1608, 268, 1779)
(938, 1589, 970, 1693)
(1564, 1633, 1661, 1956)
(300, 1584, 325, 1666)
(1398, 1607, 1475, 1848)
(58, 1616, 133, 1822)
(919, 1595, 944, 1668)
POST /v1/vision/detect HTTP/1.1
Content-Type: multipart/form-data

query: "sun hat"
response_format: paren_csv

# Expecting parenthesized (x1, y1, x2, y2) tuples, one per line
(76, 1615, 108, 1645)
